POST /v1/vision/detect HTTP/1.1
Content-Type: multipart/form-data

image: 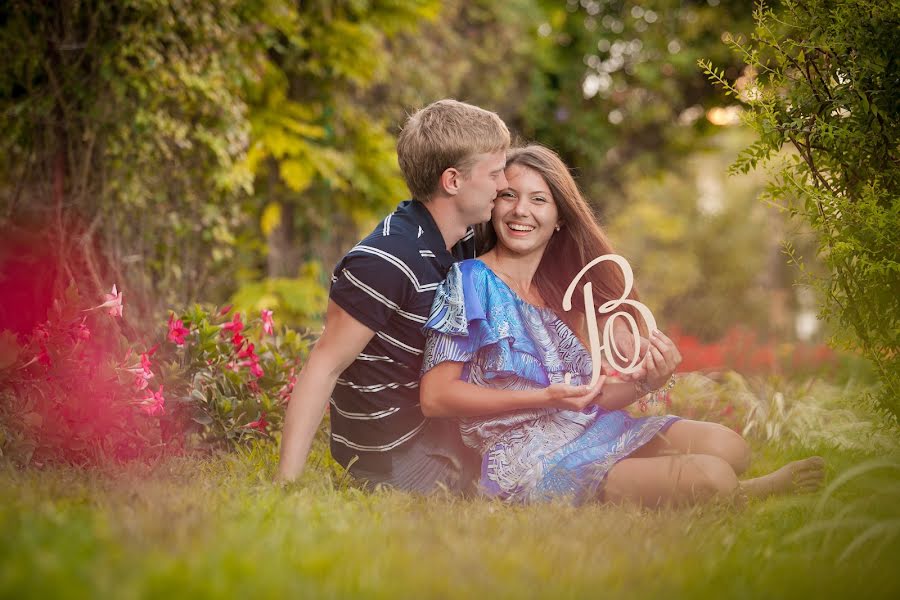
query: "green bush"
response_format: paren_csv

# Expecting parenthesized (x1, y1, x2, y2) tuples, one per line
(701, 0, 900, 422)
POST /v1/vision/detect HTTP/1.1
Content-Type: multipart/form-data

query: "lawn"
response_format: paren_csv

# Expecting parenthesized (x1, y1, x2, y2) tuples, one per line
(2, 374, 899, 599)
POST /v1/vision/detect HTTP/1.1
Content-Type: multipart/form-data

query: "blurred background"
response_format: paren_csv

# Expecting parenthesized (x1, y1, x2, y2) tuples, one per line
(0, 0, 866, 379)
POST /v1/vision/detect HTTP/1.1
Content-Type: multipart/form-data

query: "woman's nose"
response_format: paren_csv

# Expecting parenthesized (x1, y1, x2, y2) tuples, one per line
(512, 198, 530, 216)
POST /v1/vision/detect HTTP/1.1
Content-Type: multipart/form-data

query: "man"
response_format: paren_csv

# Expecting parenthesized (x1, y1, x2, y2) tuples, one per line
(277, 99, 510, 492)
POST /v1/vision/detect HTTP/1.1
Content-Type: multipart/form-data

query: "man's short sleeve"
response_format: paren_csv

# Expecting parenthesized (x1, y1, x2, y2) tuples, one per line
(330, 250, 413, 332)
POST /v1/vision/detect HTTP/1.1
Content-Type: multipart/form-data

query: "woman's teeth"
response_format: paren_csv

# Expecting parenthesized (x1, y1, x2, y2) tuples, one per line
(508, 224, 534, 232)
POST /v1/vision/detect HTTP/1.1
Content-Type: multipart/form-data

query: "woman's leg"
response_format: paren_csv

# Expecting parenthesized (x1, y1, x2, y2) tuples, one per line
(626, 420, 826, 500)
(604, 454, 741, 508)
(739, 456, 826, 499)
(630, 420, 752, 475)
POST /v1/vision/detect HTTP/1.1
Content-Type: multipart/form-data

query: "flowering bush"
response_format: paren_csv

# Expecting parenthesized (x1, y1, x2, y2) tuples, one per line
(152, 304, 308, 449)
(0, 285, 160, 466)
(0, 283, 309, 467)
(669, 326, 840, 377)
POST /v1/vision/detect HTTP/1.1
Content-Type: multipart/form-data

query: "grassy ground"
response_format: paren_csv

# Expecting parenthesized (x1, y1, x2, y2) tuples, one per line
(2, 375, 899, 599)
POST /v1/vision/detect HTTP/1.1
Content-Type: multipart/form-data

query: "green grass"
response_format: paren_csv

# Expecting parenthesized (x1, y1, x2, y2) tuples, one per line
(2, 376, 899, 599)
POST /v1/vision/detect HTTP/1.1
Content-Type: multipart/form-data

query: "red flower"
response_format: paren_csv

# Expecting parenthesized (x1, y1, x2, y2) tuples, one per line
(237, 342, 257, 360)
(238, 343, 264, 378)
(244, 412, 268, 432)
(261, 309, 274, 336)
(218, 304, 233, 316)
(231, 332, 245, 350)
(140, 352, 153, 374)
(167, 313, 189, 346)
(140, 386, 166, 417)
(221, 313, 244, 335)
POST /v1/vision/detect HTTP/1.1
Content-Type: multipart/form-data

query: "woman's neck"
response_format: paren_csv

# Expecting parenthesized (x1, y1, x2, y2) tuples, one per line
(480, 246, 545, 304)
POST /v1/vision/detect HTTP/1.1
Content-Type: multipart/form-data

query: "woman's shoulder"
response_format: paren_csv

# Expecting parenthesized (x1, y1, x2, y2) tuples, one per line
(455, 258, 490, 278)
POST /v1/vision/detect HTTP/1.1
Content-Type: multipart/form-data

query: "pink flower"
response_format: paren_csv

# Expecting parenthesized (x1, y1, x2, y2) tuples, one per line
(279, 367, 297, 402)
(140, 386, 166, 417)
(237, 342, 257, 361)
(238, 343, 264, 378)
(231, 332, 245, 350)
(141, 346, 156, 372)
(260, 309, 274, 335)
(99, 284, 124, 318)
(167, 313, 189, 346)
(221, 313, 244, 335)
(244, 412, 268, 432)
(134, 373, 150, 391)
(218, 304, 233, 316)
(249, 361, 264, 379)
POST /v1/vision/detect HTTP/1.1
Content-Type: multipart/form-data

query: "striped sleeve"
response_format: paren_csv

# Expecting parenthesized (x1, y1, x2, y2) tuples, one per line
(330, 247, 418, 332)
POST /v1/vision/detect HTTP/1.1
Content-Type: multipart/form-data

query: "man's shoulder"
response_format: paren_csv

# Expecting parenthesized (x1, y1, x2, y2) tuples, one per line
(345, 208, 439, 272)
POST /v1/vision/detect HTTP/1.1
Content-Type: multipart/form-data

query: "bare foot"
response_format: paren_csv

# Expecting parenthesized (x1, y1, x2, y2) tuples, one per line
(739, 456, 826, 499)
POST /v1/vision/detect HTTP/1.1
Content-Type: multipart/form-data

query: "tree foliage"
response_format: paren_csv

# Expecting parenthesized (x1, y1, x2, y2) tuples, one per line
(702, 0, 900, 421)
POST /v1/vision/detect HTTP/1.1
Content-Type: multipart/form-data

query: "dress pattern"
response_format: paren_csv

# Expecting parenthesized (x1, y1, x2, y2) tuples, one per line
(422, 259, 679, 503)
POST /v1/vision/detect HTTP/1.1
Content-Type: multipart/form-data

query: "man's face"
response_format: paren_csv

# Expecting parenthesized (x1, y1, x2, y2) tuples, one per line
(455, 151, 508, 225)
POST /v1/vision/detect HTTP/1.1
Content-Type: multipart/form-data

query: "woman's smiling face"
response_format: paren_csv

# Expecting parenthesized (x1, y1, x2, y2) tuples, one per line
(492, 164, 560, 258)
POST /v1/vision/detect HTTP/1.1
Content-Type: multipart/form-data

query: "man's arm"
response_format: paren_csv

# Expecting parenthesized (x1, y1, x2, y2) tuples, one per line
(276, 300, 376, 483)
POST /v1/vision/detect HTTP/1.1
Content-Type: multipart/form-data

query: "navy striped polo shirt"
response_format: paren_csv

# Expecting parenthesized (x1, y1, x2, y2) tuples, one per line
(328, 200, 475, 472)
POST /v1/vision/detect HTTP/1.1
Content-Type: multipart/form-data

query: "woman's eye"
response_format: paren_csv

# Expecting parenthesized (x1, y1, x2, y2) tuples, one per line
(499, 191, 516, 198)
(532, 197, 547, 203)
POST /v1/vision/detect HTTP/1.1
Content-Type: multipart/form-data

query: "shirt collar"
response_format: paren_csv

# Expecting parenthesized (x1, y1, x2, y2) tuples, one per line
(405, 200, 469, 269)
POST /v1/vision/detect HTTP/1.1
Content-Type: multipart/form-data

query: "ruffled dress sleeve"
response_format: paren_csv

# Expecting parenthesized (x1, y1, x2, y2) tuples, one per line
(422, 260, 587, 388)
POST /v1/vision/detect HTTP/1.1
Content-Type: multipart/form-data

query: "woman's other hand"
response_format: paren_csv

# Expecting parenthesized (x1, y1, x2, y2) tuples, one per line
(544, 376, 607, 411)
(640, 330, 682, 388)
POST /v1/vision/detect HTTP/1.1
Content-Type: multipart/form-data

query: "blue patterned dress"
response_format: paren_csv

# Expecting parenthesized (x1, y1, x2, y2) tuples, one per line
(422, 259, 679, 503)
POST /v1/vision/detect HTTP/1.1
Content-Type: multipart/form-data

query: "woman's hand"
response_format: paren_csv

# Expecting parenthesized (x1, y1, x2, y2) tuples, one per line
(640, 330, 682, 389)
(543, 375, 607, 411)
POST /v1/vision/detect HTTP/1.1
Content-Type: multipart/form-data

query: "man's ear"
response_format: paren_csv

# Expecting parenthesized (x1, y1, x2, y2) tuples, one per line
(439, 167, 461, 196)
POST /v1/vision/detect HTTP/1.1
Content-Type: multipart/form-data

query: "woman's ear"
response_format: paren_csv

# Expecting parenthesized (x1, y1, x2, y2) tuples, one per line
(439, 167, 461, 196)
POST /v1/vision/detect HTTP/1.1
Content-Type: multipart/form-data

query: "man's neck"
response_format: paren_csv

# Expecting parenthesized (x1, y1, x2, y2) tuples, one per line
(421, 196, 470, 251)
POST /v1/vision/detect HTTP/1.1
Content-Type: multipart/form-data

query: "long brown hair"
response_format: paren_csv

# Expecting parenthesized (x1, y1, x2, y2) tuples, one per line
(477, 144, 645, 337)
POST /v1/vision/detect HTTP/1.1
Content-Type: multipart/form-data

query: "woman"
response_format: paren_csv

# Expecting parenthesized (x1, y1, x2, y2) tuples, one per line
(420, 145, 824, 506)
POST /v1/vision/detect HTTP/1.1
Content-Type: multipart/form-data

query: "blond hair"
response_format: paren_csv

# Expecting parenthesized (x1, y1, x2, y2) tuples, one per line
(397, 99, 510, 202)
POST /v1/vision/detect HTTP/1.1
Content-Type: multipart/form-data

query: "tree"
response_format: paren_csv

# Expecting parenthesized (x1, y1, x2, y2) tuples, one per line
(702, 0, 900, 421)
